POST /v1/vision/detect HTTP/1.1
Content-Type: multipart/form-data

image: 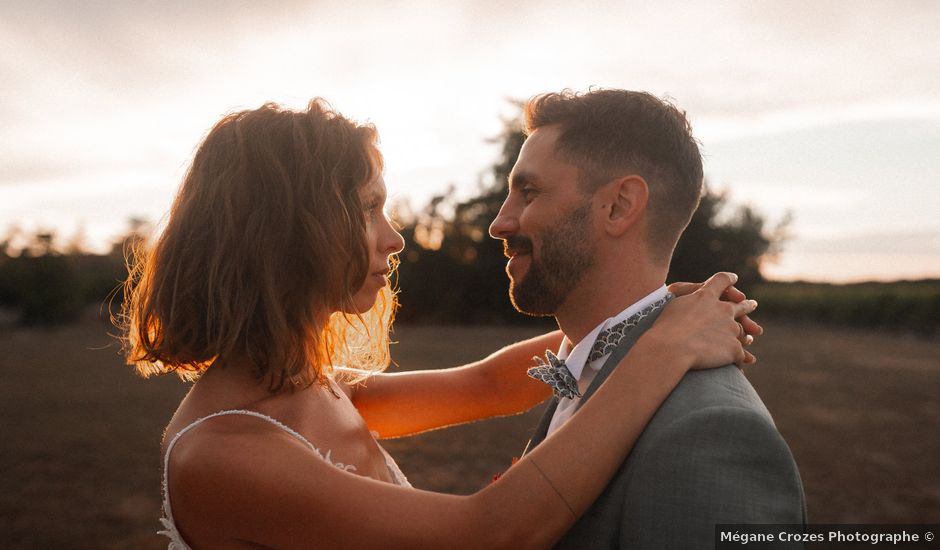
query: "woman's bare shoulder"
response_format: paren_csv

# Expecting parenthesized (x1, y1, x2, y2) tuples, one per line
(167, 411, 324, 472)
(166, 414, 341, 545)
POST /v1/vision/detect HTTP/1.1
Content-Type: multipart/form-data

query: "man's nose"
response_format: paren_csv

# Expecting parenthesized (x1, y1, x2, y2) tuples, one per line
(489, 200, 519, 240)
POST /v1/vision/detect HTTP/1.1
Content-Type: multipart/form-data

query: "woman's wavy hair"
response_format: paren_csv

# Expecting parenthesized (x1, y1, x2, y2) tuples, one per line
(120, 99, 396, 391)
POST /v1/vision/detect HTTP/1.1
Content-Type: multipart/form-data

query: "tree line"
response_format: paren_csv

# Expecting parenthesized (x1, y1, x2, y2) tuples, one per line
(1, 116, 782, 327)
(0, 224, 143, 325)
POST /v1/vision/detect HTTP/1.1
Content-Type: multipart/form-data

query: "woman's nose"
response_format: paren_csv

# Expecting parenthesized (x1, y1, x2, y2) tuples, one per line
(383, 217, 405, 254)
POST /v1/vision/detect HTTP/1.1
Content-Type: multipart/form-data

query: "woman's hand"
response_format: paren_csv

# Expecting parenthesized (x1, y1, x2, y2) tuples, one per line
(668, 277, 762, 365)
(652, 273, 758, 369)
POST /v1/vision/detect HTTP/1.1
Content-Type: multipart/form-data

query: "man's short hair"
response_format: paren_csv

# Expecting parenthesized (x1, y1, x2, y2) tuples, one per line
(523, 89, 704, 263)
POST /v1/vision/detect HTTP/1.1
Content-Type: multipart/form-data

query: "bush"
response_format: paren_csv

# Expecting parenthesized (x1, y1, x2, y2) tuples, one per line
(14, 254, 84, 325)
(755, 280, 940, 334)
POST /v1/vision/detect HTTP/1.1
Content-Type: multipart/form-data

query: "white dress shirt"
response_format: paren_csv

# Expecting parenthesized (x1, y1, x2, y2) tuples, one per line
(545, 285, 669, 436)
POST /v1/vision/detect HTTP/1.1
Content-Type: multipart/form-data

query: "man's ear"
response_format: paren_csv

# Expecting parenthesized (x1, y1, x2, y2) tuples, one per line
(598, 175, 648, 237)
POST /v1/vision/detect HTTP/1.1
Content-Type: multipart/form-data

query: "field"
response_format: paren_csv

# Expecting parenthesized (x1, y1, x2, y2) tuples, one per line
(0, 319, 937, 548)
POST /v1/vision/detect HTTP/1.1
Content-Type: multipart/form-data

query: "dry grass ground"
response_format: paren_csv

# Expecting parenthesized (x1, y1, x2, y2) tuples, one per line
(0, 320, 937, 548)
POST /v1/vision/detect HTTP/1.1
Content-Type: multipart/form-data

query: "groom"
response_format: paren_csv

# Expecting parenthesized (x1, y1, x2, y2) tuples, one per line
(489, 89, 806, 548)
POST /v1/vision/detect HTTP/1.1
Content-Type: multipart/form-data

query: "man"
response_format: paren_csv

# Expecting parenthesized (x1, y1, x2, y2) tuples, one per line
(489, 89, 806, 548)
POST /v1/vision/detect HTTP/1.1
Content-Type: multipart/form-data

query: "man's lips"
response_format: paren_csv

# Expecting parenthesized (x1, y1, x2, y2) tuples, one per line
(503, 238, 533, 259)
(503, 238, 532, 278)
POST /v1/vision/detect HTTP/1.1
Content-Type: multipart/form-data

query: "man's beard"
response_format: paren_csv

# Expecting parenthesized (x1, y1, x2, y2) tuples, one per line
(507, 202, 596, 316)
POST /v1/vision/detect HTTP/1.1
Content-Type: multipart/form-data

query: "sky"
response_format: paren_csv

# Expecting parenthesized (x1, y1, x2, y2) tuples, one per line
(2, 0, 939, 282)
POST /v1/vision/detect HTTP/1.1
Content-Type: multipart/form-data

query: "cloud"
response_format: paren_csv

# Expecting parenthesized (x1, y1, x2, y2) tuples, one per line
(2, 0, 939, 282)
(793, 229, 940, 255)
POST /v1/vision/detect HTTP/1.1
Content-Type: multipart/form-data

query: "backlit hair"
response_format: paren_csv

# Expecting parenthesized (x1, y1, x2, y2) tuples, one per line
(121, 99, 396, 391)
(524, 89, 704, 264)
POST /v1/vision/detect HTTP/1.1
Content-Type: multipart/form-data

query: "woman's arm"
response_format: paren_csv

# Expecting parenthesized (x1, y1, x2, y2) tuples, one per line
(177, 273, 753, 549)
(181, 333, 696, 549)
(350, 279, 761, 437)
(348, 331, 562, 438)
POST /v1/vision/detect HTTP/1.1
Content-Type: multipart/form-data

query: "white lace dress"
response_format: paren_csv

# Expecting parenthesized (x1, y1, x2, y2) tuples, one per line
(159, 409, 411, 549)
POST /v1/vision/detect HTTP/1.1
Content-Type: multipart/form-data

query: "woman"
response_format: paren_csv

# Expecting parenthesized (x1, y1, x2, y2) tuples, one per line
(123, 99, 759, 549)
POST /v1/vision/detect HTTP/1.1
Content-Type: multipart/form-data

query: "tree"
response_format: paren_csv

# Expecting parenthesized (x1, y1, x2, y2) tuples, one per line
(0, 220, 146, 325)
(669, 187, 788, 290)
(14, 231, 83, 325)
(395, 116, 785, 322)
(394, 121, 534, 324)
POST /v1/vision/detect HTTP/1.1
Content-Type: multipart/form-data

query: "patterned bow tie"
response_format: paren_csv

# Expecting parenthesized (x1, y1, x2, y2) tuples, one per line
(527, 293, 674, 399)
(527, 350, 581, 399)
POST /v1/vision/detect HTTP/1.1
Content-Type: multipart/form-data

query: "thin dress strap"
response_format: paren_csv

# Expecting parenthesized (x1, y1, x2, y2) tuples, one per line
(159, 409, 355, 549)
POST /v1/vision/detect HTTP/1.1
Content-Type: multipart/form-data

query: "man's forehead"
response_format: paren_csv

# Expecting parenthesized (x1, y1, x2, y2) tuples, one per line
(512, 126, 579, 180)
(521, 126, 563, 157)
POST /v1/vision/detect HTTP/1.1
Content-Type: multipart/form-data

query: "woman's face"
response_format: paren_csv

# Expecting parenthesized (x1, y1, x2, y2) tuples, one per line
(350, 175, 404, 313)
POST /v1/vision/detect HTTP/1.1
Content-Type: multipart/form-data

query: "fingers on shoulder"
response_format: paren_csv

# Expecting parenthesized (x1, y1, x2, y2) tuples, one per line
(702, 272, 739, 296)
(667, 281, 702, 296)
(722, 285, 747, 302)
(730, 299, 758, 319)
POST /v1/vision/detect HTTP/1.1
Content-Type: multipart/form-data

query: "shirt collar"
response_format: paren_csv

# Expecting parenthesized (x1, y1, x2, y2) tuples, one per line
(557, 285, 669, 381)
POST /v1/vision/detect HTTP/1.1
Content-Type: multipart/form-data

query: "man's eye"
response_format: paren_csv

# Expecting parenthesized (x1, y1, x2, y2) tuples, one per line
(521, 187, 537, 201)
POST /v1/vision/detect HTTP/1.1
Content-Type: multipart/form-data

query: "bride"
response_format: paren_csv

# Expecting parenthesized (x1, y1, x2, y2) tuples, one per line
(122, 99, 759, 549)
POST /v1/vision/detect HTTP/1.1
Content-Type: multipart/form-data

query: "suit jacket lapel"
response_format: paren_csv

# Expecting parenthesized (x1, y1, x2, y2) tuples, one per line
(523, 302, 670, 454)
(575, 304, 668, 411)
(522, 397, 558, 455)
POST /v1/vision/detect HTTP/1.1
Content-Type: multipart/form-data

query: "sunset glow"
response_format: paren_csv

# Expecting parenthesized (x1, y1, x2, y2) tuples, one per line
(3, 1, 939, 282)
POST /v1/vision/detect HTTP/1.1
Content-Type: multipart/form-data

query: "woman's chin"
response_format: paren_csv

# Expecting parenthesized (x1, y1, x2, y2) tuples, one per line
(347, 290, 380, 314)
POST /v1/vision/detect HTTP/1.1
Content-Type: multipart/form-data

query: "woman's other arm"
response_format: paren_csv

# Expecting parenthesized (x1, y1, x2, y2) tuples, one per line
(349, 331, 560, 437)
(350, 279, 761, 437)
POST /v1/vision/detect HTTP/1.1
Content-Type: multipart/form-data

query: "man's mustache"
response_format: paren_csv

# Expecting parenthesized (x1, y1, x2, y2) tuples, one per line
(503, 236, 533, 258)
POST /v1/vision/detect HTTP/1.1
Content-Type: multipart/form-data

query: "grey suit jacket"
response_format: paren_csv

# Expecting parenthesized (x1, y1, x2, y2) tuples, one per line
(526, 308, 807, 549)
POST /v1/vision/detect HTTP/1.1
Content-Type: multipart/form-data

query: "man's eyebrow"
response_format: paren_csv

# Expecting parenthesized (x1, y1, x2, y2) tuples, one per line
(508, 171, 536, 190)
